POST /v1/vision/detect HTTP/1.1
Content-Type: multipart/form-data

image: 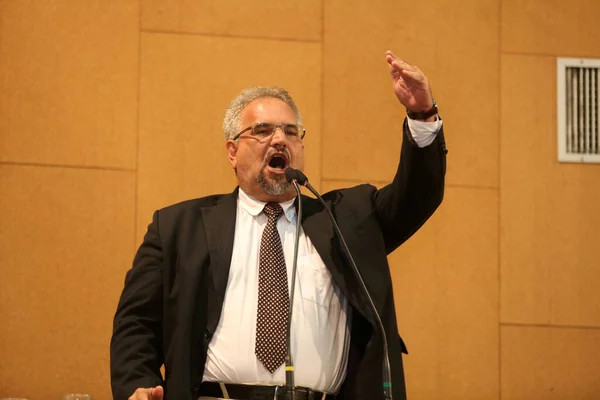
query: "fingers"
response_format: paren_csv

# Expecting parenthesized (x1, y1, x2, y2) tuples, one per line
(128, 388, 152, 400)
(151, 386, 164, 400)
(398, 68, 424, 83)
(128, 386, 164, 400)
(386, 50, 416, 71)
(386, 52, 423, 82)
(386, 50, 434, 110)
(385, 50, 399, 63)
(387, 51, 430, 87)
(128, 388, 151, 400)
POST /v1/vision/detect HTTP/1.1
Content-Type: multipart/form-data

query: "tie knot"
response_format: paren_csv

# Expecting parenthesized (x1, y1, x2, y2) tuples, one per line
(263, 202, 284, 219)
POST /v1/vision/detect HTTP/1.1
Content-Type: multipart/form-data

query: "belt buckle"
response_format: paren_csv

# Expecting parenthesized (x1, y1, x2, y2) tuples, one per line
(273, 385, 302, 400)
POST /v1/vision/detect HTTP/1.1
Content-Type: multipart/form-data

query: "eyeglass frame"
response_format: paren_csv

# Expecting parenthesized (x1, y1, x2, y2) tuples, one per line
(232, 122, 306, 142)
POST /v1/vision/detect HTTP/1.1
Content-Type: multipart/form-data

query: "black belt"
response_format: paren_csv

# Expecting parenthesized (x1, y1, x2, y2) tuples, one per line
(198, 381, 335, 400)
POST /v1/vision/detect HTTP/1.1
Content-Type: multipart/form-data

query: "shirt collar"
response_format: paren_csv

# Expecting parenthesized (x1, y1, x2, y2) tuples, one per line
(238, 187, 296, 223)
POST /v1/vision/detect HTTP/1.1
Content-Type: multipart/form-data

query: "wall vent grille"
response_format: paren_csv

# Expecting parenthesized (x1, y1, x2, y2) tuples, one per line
(557, 58, 600, 163)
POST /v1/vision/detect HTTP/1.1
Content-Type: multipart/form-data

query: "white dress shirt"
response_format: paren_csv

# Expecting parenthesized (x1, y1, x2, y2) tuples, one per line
(202, 118, 442, 392)
(203, 189, 350, 393)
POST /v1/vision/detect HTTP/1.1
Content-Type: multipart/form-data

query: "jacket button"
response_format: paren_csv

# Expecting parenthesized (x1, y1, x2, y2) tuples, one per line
(204, 329, 211, 339)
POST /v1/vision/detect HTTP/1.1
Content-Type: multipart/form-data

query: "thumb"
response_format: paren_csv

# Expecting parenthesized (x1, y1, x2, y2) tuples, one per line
(150, 385, 164, 400)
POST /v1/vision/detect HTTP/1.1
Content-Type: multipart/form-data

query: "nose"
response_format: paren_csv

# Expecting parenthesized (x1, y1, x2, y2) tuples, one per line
(269, 126, 287, 146)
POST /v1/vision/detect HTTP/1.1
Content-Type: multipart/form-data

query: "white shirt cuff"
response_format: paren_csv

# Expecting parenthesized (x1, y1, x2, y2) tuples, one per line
(406, 116, 443, 148)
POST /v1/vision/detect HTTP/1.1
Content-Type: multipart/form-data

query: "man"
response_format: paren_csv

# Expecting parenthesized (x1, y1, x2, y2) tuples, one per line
(111, 50, 446, 400)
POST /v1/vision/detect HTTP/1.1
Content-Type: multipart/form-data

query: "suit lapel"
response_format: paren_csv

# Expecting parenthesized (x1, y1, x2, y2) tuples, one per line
(300, 195, 335, 272)
(201, 189, 238, 323)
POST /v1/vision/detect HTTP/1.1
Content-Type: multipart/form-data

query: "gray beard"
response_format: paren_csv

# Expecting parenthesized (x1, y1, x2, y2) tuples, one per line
(257, 169, 290, 196)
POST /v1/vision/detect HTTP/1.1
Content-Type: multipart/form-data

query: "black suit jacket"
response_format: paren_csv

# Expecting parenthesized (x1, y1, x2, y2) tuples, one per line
(110, 122, 447, 400)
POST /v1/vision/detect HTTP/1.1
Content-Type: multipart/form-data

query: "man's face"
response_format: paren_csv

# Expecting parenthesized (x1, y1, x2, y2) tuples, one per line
(226, 97, 305, 202)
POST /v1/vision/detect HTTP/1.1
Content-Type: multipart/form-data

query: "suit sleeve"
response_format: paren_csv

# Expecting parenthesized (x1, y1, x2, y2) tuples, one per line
(373, 119, 447, 254)
(110, 211, 164, 400)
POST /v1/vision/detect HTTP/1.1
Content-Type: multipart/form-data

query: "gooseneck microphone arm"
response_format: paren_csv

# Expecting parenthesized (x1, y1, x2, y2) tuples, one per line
(287, 168, 393, 400)
(284, 168, 303, 400)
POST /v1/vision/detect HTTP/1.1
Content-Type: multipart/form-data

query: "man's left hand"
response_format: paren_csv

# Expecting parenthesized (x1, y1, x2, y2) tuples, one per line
(386, 50, 434, 114)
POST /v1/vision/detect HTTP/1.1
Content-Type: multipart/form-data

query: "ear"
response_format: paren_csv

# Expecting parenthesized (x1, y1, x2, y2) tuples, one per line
(225, 140, 238, 170)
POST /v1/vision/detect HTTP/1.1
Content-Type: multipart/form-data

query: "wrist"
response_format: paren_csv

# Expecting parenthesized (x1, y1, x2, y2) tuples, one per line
(406, 98, 438, 121)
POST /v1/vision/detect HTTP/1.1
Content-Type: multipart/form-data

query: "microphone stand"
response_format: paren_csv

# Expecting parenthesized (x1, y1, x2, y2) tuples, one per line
(292, 169, 393, 400)
(284, 174, 303, 400)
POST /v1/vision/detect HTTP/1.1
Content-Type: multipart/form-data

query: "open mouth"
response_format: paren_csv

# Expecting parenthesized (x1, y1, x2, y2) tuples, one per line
(267, 153, 288, 170)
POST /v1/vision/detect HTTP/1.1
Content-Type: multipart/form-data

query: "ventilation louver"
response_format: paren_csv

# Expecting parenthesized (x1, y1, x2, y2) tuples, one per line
(557, 58, 600, 163)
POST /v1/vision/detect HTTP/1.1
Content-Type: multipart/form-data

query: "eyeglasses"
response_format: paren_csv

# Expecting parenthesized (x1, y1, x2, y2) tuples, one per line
(232, 122, 306, 141)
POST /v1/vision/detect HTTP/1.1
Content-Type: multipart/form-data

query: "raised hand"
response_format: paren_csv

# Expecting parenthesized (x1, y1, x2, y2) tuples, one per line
(386, 50, 434, 114)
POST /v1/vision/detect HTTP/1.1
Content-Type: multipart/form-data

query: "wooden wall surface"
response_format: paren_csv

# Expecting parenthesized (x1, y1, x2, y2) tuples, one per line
(1, 1, 599, 398)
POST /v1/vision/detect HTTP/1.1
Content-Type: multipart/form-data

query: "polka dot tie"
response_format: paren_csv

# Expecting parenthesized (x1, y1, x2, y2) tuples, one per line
(255, 202, 289, 374)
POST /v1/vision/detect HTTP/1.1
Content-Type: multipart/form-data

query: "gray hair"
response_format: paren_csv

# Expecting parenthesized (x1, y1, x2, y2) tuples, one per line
(223, 86, 303, 140)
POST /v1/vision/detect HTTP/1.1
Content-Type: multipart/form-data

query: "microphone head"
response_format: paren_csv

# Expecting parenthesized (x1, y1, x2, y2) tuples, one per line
(295, 170, 308, 185)
(285, 168, 299, 183)
(285, 168, 308, 185)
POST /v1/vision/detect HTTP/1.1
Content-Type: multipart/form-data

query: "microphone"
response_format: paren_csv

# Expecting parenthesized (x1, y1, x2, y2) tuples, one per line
(286, 168, 307, 185)
(283, 168, 303, 400)
(285, 168, 393, 400)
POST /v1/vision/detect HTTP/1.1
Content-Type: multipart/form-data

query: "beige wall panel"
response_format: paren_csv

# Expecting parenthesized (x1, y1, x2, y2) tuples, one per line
(323, 180, 499, 400)
(393, 186, 499, 400)
(141, 0, 321, 41)
(323, 0, 499, 188)
(501, 55, 600, 327)
(501, 325, 600, 400)
(0, 165, 135, 399)
(323, 0, 437, 184)
(138, 33, 321, 241)
(0, 1, 139, 168)
(502, 0, 600, 57)
(433, 0, 500, 188)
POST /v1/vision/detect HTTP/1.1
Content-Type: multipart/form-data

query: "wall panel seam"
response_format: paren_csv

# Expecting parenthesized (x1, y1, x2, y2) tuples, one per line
(498, 1, 503, 399)
(0, 161, 135, 172)
(501, 322, 600, 331)
(134, 0, 143, 250)
(500, 50, 596, 58)
(319, 0, 324, 191)
(140, 29, 321, 44)
(322, 178, 499, 191)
